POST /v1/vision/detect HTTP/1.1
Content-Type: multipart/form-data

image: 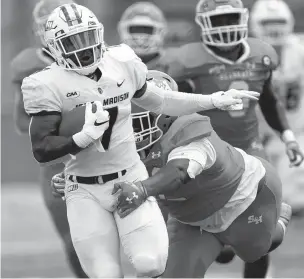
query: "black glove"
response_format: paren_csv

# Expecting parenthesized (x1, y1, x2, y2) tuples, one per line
(112, 181, 148, 218)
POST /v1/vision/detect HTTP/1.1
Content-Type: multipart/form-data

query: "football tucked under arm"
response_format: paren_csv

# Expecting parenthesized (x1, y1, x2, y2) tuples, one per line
(30, 113, 83, 164)
(22, 76, 82, 164)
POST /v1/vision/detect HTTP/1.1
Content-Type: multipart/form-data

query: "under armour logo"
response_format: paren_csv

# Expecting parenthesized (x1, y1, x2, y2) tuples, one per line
(151, 151, 161, 159)
(126, 192, 139, 204)
(248, 215, 263, 224)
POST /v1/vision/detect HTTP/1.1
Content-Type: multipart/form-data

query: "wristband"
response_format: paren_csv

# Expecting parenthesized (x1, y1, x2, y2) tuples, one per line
(72, 131, 93, 148)
(281, 130, 296, 143)
(136, 181, 149, 198)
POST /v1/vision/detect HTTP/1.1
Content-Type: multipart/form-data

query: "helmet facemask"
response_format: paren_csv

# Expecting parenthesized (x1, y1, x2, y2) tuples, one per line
(132, 111, 163, 152)
(118, 17, 166, 56)
(196, 7, 248, 48)
(254, 18, 293, 46)
(47, 25, 104, 75)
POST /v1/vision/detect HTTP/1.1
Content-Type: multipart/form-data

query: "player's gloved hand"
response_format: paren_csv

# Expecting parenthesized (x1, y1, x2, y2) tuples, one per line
(72, 101, 109, 150)
(51, 172, 65, 200)
(285, 141, 304, 167)
(211, 89, 260, 110)
(112, 181, 148, 218)
(282, 130, 304, 167)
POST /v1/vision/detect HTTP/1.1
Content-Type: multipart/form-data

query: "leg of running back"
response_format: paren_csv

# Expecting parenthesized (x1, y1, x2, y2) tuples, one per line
(40, 165, 87, 278)
(114, 161, 168, 278)
(162, 217, 223, 278)
(65, 181, 122, 278)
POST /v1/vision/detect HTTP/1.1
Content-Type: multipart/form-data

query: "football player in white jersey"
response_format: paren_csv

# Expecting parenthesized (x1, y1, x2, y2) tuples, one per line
(251, 0, 304, 215)
(21, 3, 260, 278)
(10, 0, 87, 277)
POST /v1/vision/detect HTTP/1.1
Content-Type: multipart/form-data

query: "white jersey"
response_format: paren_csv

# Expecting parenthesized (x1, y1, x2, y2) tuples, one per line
(22, 44, 148, 176)
(272, 34, 304, 134)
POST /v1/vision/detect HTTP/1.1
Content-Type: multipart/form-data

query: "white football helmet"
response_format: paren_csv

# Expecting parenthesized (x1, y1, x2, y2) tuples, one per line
(32, 0, 75, 46)
(132, 71, 178, 151)
(195, 0, 249, 47)
(250, 0, 294, 46)
(44, 3, 104, 75)
(118, 2, 167, 56)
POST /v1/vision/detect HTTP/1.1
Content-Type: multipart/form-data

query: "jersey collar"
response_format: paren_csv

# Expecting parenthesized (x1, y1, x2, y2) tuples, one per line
(202, 40, 250, 65)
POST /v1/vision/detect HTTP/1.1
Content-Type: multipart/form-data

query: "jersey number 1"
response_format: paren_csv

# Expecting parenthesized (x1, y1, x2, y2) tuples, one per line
(101, 106, 118, 150)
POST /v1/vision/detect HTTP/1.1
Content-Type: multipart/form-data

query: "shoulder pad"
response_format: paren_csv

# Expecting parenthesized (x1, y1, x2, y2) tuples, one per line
(105, 44, 139, 62)
(286, 34, 304, 54)
(144, 114, 213, 170)
(169, 114, 213, 147)
(160, 114, 213, 155)
(11, 48, 47, 83)
(166, 42, 212, 80)
(25, 63, 70, 89)
(247, 37, 279, 69)
(147, 70, 178, 91)
(178, 42, 210, 66)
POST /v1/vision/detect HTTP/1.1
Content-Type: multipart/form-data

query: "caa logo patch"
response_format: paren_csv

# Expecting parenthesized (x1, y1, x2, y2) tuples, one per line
(262, 55, 271, 66)
(67, 184, 78, 193)
(66, 91, 80, 98)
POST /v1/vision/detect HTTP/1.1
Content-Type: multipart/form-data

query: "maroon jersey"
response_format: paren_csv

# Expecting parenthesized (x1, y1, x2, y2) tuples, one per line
(144, 48, 178, 72)
(10, 48, 59, 180)
(143, 114, 245, 223)
(11, 47, 53, 84)
(165, 38, 278, 150)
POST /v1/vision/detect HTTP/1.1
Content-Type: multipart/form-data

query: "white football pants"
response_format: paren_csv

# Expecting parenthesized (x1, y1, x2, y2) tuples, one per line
(64, 161, 168, 278)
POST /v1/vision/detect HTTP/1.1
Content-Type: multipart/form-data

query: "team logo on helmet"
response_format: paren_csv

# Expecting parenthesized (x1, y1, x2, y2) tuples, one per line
(262, 55, 271, 66)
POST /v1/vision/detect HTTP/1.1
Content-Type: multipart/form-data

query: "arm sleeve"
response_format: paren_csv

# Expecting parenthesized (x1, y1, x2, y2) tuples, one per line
(259, 73, 290, 134)
(22, 76, 62, 116)
(132, 82, 214, 116)
(167, 137, 216, 178)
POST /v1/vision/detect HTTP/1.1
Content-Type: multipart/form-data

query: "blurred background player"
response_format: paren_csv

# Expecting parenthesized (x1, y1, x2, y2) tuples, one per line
(251, 0, 304, 216)
(159, 0, 304, 277)
(117, 1, 194, 93)
(10, 0, 86, 277)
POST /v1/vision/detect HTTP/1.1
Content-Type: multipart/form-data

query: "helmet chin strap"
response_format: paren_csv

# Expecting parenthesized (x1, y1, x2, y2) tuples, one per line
(42, 47, 56, 60)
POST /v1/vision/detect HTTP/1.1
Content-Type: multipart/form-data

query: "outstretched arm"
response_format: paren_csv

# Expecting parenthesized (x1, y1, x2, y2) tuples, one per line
(132, 79, 260, 116)
(260, 74, 303, 166)
(113, 138, 215, 217)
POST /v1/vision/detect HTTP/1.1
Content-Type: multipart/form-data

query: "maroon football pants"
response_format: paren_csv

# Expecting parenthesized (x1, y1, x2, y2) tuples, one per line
(162, 158, 282, 278)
